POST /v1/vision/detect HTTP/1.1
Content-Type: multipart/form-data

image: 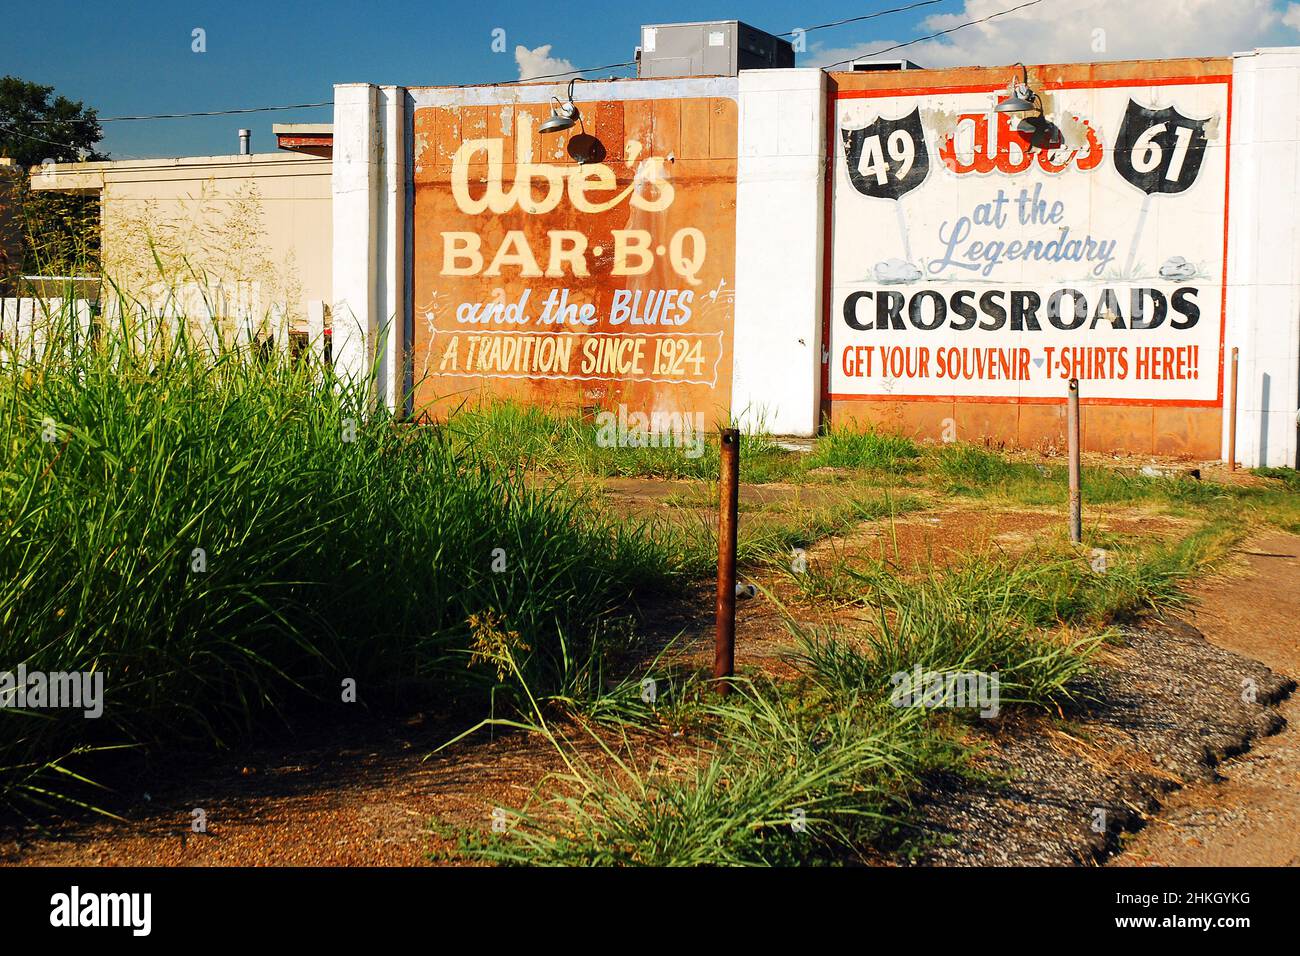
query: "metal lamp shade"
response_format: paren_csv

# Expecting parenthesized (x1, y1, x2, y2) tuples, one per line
(995, 92, 1037, 113)
(539, 104, 579, 134)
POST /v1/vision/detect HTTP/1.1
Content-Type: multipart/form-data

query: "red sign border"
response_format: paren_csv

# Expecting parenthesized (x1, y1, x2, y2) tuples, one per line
(820, 73, 1233, 411)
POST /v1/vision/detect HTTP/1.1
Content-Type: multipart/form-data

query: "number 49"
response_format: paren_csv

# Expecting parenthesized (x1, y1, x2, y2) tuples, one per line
(856, 130, 916, 186)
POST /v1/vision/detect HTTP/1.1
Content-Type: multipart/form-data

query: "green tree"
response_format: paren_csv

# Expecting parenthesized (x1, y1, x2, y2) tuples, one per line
(0, 75, 105, 285)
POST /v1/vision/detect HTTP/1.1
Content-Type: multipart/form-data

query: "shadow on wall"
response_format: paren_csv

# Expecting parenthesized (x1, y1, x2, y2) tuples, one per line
(1260, 371, 1270, 464)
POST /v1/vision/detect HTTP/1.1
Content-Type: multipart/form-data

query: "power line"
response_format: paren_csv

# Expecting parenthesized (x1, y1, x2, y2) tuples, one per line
(504, 3, 957, 80)
(14, 0, 1047, 149)
(96, 102, 332, 123)
(503, 61, 637, 85)
(26, 101, 333, 124)
(0, 123, 91, 154)
(780, 0, 950, 37)
(823, 0, 1048, 68)
(27, 60, 643, 125)
(16, 1, 959, 125)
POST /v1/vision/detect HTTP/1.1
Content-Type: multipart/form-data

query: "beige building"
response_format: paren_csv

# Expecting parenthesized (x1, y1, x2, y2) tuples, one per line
(30, 139, 331, 338)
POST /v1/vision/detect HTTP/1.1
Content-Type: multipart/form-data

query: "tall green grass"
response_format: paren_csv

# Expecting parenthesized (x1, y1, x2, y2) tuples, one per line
(0, 307, 682, 810)
(435, 522, 1232, 865)
(438, 663, 966, 866)
(806, 427, 921, 472)
(785, 524, 1233, 713)
(933, 442, 1229, 508)
(1254, 466, 1300, 492)
(445, 402, 803, 483)
(789, 561, 1100, 712)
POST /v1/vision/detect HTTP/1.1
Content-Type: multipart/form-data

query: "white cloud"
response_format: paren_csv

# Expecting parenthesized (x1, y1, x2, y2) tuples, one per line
(514, 43, 576, 81)
(808, 0, 1292, 71)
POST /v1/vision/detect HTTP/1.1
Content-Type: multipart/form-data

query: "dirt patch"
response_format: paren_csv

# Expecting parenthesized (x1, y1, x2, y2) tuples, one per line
(595, 476, 891, 522)
(1111, 532, 1300, 866)
(794, 502, 1191, 571)
(0, 716, 578, 867)
(632, 499, 1206, 686)
(4, 506, 1291, 868)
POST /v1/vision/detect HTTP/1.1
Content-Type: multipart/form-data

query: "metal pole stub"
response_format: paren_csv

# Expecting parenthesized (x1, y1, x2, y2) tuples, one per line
(1067, 378, 1082, 545)
(715, 428, 740, 691)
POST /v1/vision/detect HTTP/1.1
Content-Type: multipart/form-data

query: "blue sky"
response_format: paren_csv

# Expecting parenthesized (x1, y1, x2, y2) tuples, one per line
(3, 0, 1298, 159)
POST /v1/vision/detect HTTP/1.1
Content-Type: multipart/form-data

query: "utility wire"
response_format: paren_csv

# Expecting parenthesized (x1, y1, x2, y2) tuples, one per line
(21, 59, 641, 128)
(23, 0, 961, 124)
(501, 61, 637, 84)
(24, 101, 332, 124)
(823, 0, 1048, 68)
(13, 0, 1047, 149)
(779, 0, 950, 36)
(0, 123, 92, 153)
(96, 102, 332, 122)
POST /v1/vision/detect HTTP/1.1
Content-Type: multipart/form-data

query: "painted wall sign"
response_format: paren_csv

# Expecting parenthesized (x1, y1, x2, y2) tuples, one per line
(410, 94, 737, 423)
(828, 74, 1230, 409)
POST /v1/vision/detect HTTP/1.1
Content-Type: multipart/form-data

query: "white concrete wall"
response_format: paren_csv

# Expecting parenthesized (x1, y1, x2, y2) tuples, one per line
(332, 84, 409, 410)
(377, 86, 406, 411)
(339, 74, 825, 427)
(331, 84, 380, 397)
(1227, 48, 1300, 468)
(731, 69, 827, 437)
(335, 59, 1300, 462)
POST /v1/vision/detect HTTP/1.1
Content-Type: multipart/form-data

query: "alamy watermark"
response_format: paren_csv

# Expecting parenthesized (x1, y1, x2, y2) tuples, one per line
(50, 886, 150, 936)
(0, 665, 104, 718)
(594, 405, 705, 459)
(889, 665, 1000, 718)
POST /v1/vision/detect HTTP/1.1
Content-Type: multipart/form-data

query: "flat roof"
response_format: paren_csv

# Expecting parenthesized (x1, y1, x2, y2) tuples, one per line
(272, 123, 333, 135)
(28, 150, 330, 191)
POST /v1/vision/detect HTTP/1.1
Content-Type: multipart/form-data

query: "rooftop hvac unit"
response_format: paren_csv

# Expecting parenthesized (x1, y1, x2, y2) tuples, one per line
(636, 20, 794, 78)
(851, 58, 924, 72)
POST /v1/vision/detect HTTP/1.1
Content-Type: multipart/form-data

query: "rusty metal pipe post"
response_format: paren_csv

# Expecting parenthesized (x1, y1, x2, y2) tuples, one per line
(714, 428, 740, 691)
(1067, 378, 1082, 545)
(1228, 347, 1239, 472)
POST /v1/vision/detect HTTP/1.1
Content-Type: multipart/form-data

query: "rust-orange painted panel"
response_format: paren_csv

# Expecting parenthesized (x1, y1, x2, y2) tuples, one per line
(623, 100, 654, 159)
(593, 101, 624, 164)
(652, 99, 681, 160)
(1083, 405, 1154, 455)
(829, 397, 1218, 458)
(1153, 406, 1220, 458)
(679, 99, 711, 160)
(431, 107, 461, 166)
(709, 98, 738, 159)
(1017, 403, 1068, 454)
(411, 94, 738, 425)
(953, 403, 1019, 448)
(831, 399, 956, 439)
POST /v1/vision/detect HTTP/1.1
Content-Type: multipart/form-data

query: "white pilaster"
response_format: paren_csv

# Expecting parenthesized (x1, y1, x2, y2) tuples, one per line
(1226, 48, 1300, 468)
(332, 84, 407, 412)
(731, 69, 827, 436)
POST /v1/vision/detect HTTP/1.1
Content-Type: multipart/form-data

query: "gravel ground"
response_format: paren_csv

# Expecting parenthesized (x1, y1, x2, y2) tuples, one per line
(885, 542, 1298, 866)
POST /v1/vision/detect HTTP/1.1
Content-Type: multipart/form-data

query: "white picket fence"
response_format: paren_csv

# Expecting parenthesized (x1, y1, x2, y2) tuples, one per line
(0, 295, 330, 365)
(0, 297, 93, 363)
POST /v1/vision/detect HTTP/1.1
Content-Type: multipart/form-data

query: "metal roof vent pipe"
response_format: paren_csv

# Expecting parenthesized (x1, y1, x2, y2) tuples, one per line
(238, 128, 251, 155)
